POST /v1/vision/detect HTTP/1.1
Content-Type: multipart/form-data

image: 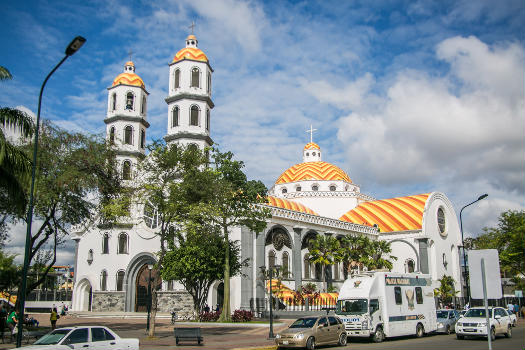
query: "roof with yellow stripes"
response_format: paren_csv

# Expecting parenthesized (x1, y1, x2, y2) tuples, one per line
(266, 196, 318, 215)
(304, 142, 320, 150)
(339, 193, 431, 232)
(112, 72, 145, 89)
(173, 47, 209, 64)
(276, 161, 351, 184)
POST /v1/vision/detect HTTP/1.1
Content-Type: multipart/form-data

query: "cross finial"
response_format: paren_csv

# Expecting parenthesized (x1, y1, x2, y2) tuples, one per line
(306, 125, 317, 143)
(189, 21, 196, 34)
(128, 49, 133, 62)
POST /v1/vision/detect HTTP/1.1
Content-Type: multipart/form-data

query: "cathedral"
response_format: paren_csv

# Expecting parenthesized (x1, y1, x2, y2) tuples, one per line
(71, 34, 463, 313)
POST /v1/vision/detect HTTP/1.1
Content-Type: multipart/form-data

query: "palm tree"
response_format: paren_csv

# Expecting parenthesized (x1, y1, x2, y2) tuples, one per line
(434, 275, 458, 307)
(340, 235, 372, 277)
(308, 234, 342, 292)
(0, 65, 34, 212)
(364, 240, 397, 271)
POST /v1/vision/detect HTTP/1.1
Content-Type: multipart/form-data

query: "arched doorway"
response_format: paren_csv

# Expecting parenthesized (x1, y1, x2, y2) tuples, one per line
(134, 264, 161, 312)
(216, 282, 224, 311)
(73, 278, 92, 311)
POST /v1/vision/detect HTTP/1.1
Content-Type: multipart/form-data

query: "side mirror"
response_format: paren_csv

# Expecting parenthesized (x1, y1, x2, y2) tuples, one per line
(495, 315, 501, 320)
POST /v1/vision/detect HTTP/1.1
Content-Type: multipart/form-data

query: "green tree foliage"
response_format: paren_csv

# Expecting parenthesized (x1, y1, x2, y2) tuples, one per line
(0, 250, 20, 296)
(161, 224, 244, 317)
(308, 234, 341, 292)
(434, 275, 458, 306)
(339, 235, 372, 277)
(364, 240, 397, 271)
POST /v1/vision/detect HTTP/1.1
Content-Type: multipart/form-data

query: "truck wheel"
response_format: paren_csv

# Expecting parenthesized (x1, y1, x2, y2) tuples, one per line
(372, 327, 384, 343)
(490, 327, 496, 341)
(505, 325, 512, 338)
(338, 333, 347, 346)
(415, 324, 424, 338)
(456, 334, 464, 340)
(306, 336, 315, 350)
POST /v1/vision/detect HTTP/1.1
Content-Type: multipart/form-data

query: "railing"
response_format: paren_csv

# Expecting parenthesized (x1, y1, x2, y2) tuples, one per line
(251, 296, 337, 313)
(26, 290, 72, 302)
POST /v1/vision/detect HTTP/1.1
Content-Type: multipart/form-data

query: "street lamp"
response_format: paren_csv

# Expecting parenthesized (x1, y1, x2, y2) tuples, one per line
(16, 36, 86, 348)
(460, 193, 488, 305)
(146, 264, 153, 332)
(261, 264, 281, 339)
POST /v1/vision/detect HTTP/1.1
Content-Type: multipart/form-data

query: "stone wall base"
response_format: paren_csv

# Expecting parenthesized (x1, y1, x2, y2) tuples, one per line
(156, 290, 193, 313)
(92, 291, 125, 312)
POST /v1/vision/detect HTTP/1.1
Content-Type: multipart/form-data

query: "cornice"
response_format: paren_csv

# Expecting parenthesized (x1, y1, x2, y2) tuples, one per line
(163, 132, 214, 145)
(165, 93, 215, 108)
(104, 115, 150, 128)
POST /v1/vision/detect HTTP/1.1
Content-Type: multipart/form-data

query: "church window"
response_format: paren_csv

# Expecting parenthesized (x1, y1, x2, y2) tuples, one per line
(207, 72, 211, 94)
(437, 207, 446, 234)
(116, 270, 125, 291)
(100, 270, 108, 291)
(174, 69, 180, 89)
(102, 233, 109, 254)
(125, 92, 134, 110)
(191, 67, 200, 88)
(312, 152, 316, 156)
(111, 93, 116, 111)
(296, 186, 301, 192)
(167, 280, 174, 291)
(143, 202, 160, 229)
(315, 263, 322, 280)
(312, 185, 319, 191)
(140, 129, 145, 149)
(122, 160, 132, 180)
(281, 188, 287, 194)
(304, 254, 310, 279)
(205, 109, 210, 131)
(329, 185, 336, 191)
(282, 252, 289, 278)
(406, 259, 415, 273)
(118, 233, 128, 254)
(306, 152, 309, 156)
(334, 262, 340, 280)
(141, 95, 146, 114)
(124, 125, 133, 145)
(190, 105, 199, 126)
(109, 127, 115, 145)
(87, 249, 93, 265)
(172, 107, 179, 127)
(268, 250, 276, 269)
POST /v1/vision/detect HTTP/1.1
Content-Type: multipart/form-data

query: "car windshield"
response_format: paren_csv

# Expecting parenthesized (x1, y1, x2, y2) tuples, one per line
(290, 317, 318, 328)
(34, 329, 71, 345)
(336, 299, 368, 315)
(465, 309, 492, 318)
(437, 311, 449, 318)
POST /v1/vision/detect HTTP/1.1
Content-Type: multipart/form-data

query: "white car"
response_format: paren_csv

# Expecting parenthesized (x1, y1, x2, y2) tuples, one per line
(456, 307, 512, 341)
(21, 326, 139, 349)
(509, 312, 517, 327)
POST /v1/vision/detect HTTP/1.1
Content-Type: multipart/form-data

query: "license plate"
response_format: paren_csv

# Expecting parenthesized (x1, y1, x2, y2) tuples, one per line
(283, 341, 289, 345)
(464, 329, 476, 332)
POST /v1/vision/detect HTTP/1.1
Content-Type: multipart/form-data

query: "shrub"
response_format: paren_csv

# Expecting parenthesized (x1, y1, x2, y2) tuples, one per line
(231, 309, 254, 322)
(199, 311, 220, 322)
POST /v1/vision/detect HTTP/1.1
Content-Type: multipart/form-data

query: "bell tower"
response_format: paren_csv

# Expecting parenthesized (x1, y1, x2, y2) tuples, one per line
(164, 34, 214, 149)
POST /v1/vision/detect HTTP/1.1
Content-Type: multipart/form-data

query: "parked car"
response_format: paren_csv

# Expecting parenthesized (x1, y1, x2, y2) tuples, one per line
(455, 307, 512, 341)
(21, 326, 139, 349)
(275, 315, 347, 350)
(436, 309, 460, 334)
(509, 312, 517, 327)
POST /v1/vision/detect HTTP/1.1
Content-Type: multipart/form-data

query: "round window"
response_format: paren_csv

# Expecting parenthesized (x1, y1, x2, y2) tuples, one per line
(312, 152, 316, 156)
(437, 207, 446, 236)
(282, 188, 287, 194)
(312, 185, 319, 191)
(296, 186, 302, 192)
(329, 185, 336, 191)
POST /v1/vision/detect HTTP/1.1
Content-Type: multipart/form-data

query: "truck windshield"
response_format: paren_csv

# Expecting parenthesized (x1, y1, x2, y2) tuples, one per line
(336, 299, 368, 315)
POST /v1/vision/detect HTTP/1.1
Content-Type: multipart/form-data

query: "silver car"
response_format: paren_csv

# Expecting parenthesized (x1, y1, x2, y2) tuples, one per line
(436, 309, 460, 334)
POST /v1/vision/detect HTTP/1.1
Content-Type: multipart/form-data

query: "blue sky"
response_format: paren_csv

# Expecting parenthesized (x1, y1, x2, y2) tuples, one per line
(1, 0, 524, 265)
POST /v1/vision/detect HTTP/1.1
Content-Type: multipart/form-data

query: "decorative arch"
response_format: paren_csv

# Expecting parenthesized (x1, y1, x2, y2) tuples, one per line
(72, 277, 93, 311)
(301, 231, 318, 250)
(265, 226, 292, 251)
(388, 238, 420, 271)
(124, 252, 157, 312)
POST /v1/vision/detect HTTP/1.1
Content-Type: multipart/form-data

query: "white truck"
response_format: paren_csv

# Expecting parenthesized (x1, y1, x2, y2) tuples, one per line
(336, 271, 437, 342)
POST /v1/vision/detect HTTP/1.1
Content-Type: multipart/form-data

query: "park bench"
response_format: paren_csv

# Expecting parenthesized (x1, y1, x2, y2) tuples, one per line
(174, 327, 203, 345)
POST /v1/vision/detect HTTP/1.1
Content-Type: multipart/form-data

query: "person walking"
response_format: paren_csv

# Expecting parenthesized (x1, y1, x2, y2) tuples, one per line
(50, 308, 59, 330)
(6, 309, 18, 341)
(0, 304, 7, 342)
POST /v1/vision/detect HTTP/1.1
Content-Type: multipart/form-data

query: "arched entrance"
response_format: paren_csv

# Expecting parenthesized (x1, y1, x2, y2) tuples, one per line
(216, 282, 224, 311)
(124, 253, 157, 312)
(73, 278, 92, 311)
(134, 264, 161, 312)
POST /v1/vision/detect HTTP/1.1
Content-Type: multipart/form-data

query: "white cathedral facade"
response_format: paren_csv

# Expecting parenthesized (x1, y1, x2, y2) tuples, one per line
(72, 34, 463, 313)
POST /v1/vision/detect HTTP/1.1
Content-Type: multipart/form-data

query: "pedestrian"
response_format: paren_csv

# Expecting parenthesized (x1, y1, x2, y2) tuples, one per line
(204, 304, 210, 313)
(215, 304, 220, 313)
(0, 304, 7, 341)
(6, 309, 18, 340)
(50, 307, 59, 330)
(514, 303, 520, 320)
(507, 301, 514, 315)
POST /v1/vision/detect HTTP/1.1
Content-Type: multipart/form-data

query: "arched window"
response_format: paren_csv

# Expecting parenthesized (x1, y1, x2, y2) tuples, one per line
(143, 202, 160, 229)
(205, 109, 210, 131)
(87, 249, 93, 265)
(102, 234, 109, 254)
(100, 270, 108, 291)
(116, 270, 125, 291)
(329, 185, 336, 191)
(125, 92, 134, 110)
(304, 254, 310, 279)
(140, 129, 145, 149)
(109, 127, 115, 145)
(268, 250, 276, 269)
(174, 69, 180, 89)
(124, 125, 133, 145)
(191, 67, 200, 87)
(207, 72, 211, 94)
(190, 105, 199, 126)
(281, 188, 287, 194)
(296, 186, 302, 192)
(406, 259, 415, 273)
(315, 263, 322, 280)
(172, 107, 179, 127)
(141, 95, 146, 114)
(282, 252, 289, 278)
(111, 93, 116, 111)
(334, 262, 340, 280)
(122, 160, 132, 180)
(118, 233, 128, 254)
(312, 185, 319, 191)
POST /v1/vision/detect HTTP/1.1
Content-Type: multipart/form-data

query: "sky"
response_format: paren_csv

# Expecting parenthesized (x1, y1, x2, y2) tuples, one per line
(1, 0, 524, 266)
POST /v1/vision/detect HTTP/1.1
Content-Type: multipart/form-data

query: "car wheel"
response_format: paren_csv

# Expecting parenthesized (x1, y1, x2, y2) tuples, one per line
(490, 327, 496, 341)
(446, 325, 451, 335)
(372, 327, 384, 343)
(456, 334, 464, 340)
(505, 325, 512, 338)
(416, 323, 424, 338)
(513, 320, 516, 327)
(306, 336, 315, 350)
(338, 332, 347, 346)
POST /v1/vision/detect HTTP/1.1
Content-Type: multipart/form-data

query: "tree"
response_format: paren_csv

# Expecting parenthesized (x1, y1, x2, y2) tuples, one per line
(308, 234, 341, 292)
(0, 250, 20, 299)
(339, 235, 372, 277)
(161, 224, 244, 318)
(364, 240, 397, 271)
(434, 275, 458, 307)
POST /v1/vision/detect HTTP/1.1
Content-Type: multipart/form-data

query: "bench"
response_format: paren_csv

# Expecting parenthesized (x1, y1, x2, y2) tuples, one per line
(174, 327, 203, 345)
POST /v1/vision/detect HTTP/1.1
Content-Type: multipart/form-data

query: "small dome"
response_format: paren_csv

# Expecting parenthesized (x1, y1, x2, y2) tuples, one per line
(275, 161, 351, 184)
(304, 142, 320, 150)
(186, 34, 197, 41)
(112, 61, 145, 89)
(173, 47, 208, 64)
(125, 61, 135, 67)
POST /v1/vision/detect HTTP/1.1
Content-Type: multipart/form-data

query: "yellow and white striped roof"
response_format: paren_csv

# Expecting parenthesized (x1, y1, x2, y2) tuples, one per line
(266, 196, 318, 215)
(276, 161, 351, 184)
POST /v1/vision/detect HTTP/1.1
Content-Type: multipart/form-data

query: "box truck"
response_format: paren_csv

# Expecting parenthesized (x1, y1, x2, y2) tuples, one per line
(336, 271, 437, 342)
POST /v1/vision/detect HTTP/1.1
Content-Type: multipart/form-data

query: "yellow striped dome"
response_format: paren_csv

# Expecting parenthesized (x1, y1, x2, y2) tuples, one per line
(266, 196, 318, 215)
(173, 47, 208, 64)
(339, 193, 430, 233)
(276, 161, 351, 184)
(112, 72, 145, 89)
(304, 142, 320, 150)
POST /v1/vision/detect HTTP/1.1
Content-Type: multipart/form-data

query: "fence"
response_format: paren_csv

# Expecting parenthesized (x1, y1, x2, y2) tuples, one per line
(26, 290, 72, 302)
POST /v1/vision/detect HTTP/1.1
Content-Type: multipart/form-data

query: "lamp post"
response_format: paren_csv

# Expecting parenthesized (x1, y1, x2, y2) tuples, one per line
(262, 264, 281, 339)
(146, 264, 153, 332)
(16, 36, 86, 348)
(460, 193, 488, 306)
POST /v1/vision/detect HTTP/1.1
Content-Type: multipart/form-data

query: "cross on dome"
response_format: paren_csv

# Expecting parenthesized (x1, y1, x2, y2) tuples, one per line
(128, 49, 133, 62)
(306, 124, 317, 143)
(189, 21, 196, 34)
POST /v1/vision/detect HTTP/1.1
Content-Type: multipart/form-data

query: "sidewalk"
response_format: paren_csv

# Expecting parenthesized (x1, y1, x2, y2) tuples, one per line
(0, 313, 289, 350)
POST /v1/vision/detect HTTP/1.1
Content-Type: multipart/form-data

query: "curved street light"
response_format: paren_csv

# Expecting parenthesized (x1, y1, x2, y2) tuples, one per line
(460, 193, 488, 306)
(16, 36, 86, 348)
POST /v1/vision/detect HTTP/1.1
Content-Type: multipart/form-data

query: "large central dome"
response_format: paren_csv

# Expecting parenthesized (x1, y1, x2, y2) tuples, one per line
(275, 161, 351, 184)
